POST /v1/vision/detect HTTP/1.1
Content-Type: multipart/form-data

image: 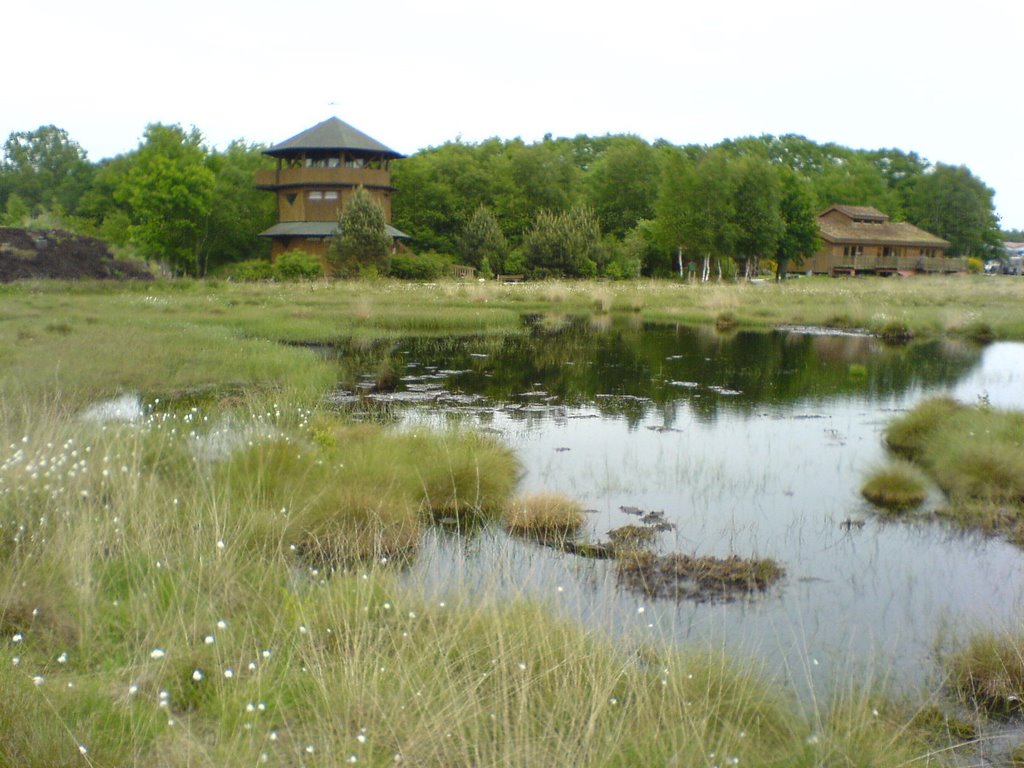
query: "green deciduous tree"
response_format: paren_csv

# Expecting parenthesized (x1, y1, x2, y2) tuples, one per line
(523, 206, 601, 277)
(731, 155, 783, 278)
(906, 164, 1001, 257)
(200, 140, 276, 273)
(328, 187, 392, 277)
(774, 168, 820, 280)
(0, 125, 94, 216)
(117, 124, 215, 275)
(813, 155, 901, 216)
(657, 148, 737, 281)
(582, 136, 660, 238)
(459, 205, 508, 275)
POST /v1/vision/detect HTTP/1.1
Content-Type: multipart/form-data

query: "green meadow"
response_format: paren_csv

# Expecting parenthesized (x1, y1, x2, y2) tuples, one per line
(3, 275, 1024, 766)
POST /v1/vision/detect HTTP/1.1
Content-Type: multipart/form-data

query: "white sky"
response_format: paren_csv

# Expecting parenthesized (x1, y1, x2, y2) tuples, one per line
(3, 0, 1022, 228)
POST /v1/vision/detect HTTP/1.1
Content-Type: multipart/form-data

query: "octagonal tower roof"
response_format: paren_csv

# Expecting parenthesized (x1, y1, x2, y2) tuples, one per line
(264, 117, 403, 159)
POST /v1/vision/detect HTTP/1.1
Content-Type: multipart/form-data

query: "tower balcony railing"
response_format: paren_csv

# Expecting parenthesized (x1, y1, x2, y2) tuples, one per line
(255, 166, 391, 189)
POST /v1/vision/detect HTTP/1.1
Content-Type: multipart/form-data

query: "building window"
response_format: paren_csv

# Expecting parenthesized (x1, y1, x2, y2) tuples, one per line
(324, 191, 339, 200)
(308, 191, 323, 201)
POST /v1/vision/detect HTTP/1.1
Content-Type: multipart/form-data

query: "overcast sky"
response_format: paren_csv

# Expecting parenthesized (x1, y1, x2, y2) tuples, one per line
(4, 0, 1021, 228)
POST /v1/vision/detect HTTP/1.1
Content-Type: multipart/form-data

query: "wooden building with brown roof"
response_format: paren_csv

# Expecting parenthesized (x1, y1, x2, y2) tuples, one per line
(806, 205, 961, 276)
(254, 117, 408, 261)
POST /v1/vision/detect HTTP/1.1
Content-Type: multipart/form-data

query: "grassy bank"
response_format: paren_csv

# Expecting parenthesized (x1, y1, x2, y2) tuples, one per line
(4, 274, 1024, 412)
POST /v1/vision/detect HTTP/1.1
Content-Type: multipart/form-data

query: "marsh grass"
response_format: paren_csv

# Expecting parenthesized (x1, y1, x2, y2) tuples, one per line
(2, 278, 1016, 764)
(884, 396, 965, 460)
(503, 492, 585, 540)
(0, 399, 975, 765)
(880, 320, 914, 344)
(861, 461, 930, 512)
(879, 397, 1024, 544)
(946, 631, 1024, 715)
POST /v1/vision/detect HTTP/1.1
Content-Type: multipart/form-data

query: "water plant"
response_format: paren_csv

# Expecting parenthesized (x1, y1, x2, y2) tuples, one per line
(615, 550, 786, 602)
(606, 523, 658, 548)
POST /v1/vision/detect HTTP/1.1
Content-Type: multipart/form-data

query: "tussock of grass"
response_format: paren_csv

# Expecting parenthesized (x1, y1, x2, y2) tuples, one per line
(947, 631, 1024, 715)
(879, 398, 1024, 543)
(861, 461, 929, 512)
(504, 492, 585, 540)
(880, 320, 913, 344)
(217, 423, 519, 561)
(715, 311, 738, 330)
(884, 396, 964, 459)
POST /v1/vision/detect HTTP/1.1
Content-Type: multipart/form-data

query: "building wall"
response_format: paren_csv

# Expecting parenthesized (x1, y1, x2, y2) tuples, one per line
(807, 240, 958, 274)
(275, 185, 393, 224)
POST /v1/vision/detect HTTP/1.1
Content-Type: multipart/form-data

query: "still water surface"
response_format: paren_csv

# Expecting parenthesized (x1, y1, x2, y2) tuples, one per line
(333, 319, 1024, 693)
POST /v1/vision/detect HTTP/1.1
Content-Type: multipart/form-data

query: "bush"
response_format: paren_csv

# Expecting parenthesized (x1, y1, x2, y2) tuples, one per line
(389, 251, 454, 280)
(967, 257, 984, 274)
(226, 259, 273, 281)
(273, 250, 322, 281)
(603, 254, 642, 280)
(502, 249, 527, 276)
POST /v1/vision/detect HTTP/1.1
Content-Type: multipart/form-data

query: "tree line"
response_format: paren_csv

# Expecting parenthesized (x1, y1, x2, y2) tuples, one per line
(0, 124, 1005, 278)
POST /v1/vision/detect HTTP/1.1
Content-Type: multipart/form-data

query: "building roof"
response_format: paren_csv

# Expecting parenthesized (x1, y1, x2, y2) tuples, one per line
(821, 204, 889, 222)
(264, 117, 404, 159)
(818, 217, 950, 248)
(258, 221, 409, 239)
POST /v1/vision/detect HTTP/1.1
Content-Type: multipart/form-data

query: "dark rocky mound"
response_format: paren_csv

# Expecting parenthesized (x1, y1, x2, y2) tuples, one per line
(0, 228, 152, 282)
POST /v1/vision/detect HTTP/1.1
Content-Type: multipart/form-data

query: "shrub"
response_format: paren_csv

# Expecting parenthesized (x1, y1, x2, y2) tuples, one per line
(502, 249, 527, 276)
(389, 251, 454, 280)
(226, 259, 273, 281)
(967, 257, 984, 274)
(459, 205, 507, 275)
(603, 254, 642, 280)
(273, 250, 322, 281)
(327, 188, 391, 277)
